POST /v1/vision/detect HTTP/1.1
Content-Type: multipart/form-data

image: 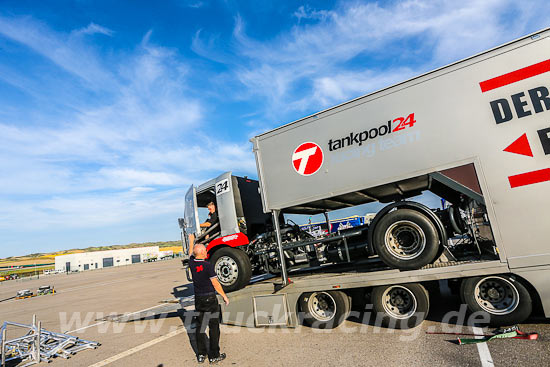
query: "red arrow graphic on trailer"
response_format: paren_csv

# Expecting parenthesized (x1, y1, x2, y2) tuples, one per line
(503, 133, 533, 157)
(503, 131, 550, 188)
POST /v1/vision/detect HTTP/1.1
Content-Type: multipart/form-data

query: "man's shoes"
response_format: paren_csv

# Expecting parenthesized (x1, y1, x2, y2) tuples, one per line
(209, 353, 226, 364)
(197, 354, 206, 364)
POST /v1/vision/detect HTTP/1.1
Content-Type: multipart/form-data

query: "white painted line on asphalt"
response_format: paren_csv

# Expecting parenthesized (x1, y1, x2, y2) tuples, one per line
(88, 327, 186, 367)
(67, 320, 108, 334)
(66, 303, 168, 333)
(473, 326, 494, 367)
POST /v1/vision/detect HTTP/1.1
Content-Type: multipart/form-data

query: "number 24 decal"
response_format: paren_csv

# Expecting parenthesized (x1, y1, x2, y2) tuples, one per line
(216, 179, 230, 196)
(393, 113, 416, 132)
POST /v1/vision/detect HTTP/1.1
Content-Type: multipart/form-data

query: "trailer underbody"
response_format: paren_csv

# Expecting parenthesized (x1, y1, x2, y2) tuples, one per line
(219, 259, 510, 328)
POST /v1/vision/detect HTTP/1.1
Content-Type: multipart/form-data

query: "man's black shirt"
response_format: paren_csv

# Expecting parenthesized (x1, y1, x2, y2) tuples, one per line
(189, 256, 217, 296)
(206, 211, 218, 227)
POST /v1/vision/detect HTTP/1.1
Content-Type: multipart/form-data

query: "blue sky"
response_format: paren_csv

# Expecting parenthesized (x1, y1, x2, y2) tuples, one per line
(1, 0, 548, 258)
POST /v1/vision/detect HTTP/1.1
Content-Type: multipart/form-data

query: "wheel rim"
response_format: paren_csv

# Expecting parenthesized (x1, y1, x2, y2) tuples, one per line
(474, 277, 519, 315)
(214, 256, 239, 286)
(381, 286, 418, 319)
(384, 220, 426, 260)
(307, 292, 336, 321)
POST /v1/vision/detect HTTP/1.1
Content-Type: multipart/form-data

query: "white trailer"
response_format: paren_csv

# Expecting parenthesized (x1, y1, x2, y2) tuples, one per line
(214, 28, 550, 329)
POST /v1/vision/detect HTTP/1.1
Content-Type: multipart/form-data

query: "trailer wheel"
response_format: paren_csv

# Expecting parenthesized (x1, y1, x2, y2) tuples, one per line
(373, 209, 439, 269)
(210, 247, 252, 293)
(371, 283, 429, 329)
(460, 275, 532, 326)
(299, 291, 350, 329)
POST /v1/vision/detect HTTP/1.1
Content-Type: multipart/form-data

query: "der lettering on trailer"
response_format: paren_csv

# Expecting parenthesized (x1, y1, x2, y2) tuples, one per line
(489, 86, 550, 124)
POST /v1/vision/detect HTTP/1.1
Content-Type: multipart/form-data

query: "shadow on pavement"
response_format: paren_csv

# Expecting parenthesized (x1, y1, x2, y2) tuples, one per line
(172, 283, 194, 298)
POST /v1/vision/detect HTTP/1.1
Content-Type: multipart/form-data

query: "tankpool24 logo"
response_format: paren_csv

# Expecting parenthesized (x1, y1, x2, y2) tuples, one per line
(292, 142, 324, 176)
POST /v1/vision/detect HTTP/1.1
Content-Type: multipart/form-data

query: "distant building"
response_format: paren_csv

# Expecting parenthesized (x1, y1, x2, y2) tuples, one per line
(159, 250, 174, 259)
(54, 246, 159, 272)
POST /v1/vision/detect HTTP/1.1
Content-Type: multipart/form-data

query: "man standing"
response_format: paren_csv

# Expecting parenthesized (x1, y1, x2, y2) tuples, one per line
(189, 244, 229, 364)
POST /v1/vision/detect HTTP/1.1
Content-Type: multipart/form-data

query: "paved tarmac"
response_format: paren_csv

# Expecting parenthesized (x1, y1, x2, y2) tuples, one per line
(0, 259, 548, 366)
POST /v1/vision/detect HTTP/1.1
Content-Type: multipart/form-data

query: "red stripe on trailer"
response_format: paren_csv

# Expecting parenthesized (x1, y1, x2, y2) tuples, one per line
(508, 168, 550, 188)
(480, 59, 550, 92)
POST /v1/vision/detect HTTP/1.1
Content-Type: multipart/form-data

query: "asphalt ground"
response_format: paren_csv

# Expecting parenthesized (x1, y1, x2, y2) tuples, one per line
(0, 258, 548, 366)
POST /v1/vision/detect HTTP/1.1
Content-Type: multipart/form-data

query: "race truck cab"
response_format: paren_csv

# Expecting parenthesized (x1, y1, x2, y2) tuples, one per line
(180, 172, 271, 291)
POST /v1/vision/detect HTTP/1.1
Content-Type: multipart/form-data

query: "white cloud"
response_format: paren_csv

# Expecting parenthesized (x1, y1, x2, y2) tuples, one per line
(311, 67, 416, 106)
(97, 168, 183, 187)
(128, 139, 256, 176)
(0, 15, 114, 88)
(72, 22, 113, 37)
(130, 187, 155, 193)
(0, 188, 186, 230)
(293, 5, 331, 23)
(179, 0, 206, 9)
(193, 0, 550, 119)
(0, 15, 257, 240)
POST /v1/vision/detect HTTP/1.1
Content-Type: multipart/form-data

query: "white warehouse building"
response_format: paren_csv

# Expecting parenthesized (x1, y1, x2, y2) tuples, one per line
(55, 246, 160, 272)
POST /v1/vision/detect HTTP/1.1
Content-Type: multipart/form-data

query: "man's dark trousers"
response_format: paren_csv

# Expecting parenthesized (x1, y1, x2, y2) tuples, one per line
(195, 294, 220, 358)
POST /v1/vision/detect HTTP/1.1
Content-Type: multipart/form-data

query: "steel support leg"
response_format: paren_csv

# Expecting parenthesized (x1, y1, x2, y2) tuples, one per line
(272, 210, 289, 286)
(1, 327, 6, 367)
(35, 321, 41, 364)
(323, 212, 330, 234)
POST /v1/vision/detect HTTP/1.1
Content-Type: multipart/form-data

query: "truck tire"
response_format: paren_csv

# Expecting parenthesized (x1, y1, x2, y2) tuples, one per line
(299, 290, 351, 329)
(210, 247, 252, 293)
(460, 275, 532, 326)
(373, 209, 439, 269)
(371, 283, 429, 329)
